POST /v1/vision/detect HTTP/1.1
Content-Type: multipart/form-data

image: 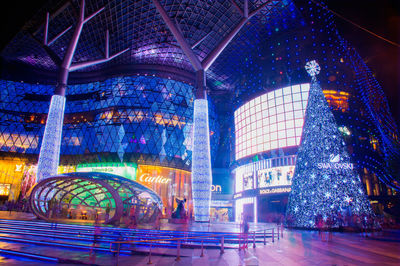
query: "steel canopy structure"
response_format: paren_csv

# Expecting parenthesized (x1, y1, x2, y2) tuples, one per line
(29, 172, 162, 224)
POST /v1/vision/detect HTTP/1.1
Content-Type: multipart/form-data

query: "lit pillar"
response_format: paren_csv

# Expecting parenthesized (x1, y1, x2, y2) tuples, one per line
(36, 94, 66, 182)
(191, 98, 212, 222)
(36, 0, 127, 181)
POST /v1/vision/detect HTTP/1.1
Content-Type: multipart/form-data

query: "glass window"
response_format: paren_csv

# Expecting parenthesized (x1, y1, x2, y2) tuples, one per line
(256, 104, 261, 113)
(285, 103, 293, 111)
(293, 102, 302, 110)
(292, 84, 301, 93)
(277, 121, 285, 131)
(292, 93, 301, 102)
(268, 99, 275, 107)
(295, 119, 303, 127)
(277, 113, 285, 122)
(286, 120, 294, 129)
(283, 86, 292, 95)
(270, 115, 276, 124)
(279, 139, 287, 147)
(294, 110, 303, 118)
(278, 130, 286, 138)
(284, 94, 292, 102)
(276, 105, 284, 114)
(275, 89, 282, 97)
(256, 112, 262, 121)
(276, 97, 283, 105)
(301, 83, 310, 91)
(263, 143, 270, 151)
(271, 131, 278, 141)
(268, 91, 274, 100)
(287, 138, 296, 146)
(270, 123, 277, 132)
(287, 128, 295, 137)
(270, 140, 278, 150)
(285, 112, 293, 120)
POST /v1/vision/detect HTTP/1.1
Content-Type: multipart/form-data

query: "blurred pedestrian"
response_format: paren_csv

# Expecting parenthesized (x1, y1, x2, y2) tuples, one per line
(90, 217, 101, 254)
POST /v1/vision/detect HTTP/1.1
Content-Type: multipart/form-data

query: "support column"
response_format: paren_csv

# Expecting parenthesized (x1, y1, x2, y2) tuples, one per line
(36, 93, 66, 182)
(191, 70, 212, 222)
(191, 98, 212, 222)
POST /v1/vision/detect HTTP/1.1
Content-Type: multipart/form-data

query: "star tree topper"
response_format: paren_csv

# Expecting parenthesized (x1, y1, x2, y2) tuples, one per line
(305, 60, 321, 80)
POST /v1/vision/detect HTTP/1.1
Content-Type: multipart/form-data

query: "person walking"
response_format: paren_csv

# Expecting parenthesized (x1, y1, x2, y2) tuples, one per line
(90, 217, 102, 254)
(50, 199, 58, 230)
(105, 203, 111, 223)
(129, 205, 136, 229)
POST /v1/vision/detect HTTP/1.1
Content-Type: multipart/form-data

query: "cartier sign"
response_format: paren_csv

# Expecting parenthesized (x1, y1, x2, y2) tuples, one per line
(139, 173, 171, 184)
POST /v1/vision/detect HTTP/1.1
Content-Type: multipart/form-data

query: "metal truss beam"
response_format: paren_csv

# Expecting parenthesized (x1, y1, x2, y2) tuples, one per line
(69, 48, 129, 72)
(152, 0, 202, 71)
(202, 0, 270, 71)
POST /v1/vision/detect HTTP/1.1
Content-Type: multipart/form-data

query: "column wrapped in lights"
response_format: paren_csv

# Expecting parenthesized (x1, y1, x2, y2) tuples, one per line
(37, 95, 66, 182)
(191, 99, 212, 222)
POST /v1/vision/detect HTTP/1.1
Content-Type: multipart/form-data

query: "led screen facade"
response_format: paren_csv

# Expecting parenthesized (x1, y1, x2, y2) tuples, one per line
(234, 83, 310, 160)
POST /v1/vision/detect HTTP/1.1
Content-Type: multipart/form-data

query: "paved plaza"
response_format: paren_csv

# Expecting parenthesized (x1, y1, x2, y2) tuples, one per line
(0, 212, 398, 265)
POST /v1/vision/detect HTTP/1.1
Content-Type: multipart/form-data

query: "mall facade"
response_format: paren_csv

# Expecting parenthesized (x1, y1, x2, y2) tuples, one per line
(0, 0, 398, 222)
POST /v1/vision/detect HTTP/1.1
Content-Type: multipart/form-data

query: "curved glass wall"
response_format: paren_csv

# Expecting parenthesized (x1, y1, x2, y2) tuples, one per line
(234, 83, 310, 160)
(0, 76, 219, 170)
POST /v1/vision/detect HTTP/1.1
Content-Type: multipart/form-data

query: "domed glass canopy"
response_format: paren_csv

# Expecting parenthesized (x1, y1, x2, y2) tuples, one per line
(29, 172, 163, 224)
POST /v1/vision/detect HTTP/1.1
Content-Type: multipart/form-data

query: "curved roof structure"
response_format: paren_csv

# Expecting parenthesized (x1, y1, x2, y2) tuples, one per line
(29, 172, 162, 224)
(1, 0, 304, 94)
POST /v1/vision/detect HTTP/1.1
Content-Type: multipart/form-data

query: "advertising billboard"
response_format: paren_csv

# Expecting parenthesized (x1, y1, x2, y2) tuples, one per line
(234, 83, 310, 160)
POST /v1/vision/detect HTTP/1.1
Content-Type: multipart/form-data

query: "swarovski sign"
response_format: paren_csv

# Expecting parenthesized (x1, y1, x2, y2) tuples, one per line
(317, 154, 353, 170)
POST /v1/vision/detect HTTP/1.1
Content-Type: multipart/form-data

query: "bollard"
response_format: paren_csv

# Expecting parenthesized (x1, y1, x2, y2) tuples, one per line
(253, 231, 256, 248)
(238, 233, 241, 251)
(147, 244, 152, 264)
(200, 240, 204, 257)
(264, 229, 266, 245)
(277, 226, 280, 240)
(116, 243, 120, 266)
(281, 224, 284, 238)
(175, 240, 181, 261)
(220, 236, 225, 254)
(272, 228, 275, 243)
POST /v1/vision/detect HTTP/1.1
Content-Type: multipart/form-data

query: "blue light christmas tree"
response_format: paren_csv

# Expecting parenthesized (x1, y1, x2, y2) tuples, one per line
(285, 60, 374, 228)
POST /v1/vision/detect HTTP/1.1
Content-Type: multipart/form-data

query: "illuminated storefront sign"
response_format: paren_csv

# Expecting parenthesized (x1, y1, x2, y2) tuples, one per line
(259, 187, 291, 195)
(76, 162, 137, 180)
(211, 184, 221, 192)
(233, 193, 242, 199)
(15, 164, 23, 172)
(138, 173, 170, 184)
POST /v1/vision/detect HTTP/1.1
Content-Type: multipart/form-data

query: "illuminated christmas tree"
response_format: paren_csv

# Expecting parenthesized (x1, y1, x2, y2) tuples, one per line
(285, 60, 374, 228)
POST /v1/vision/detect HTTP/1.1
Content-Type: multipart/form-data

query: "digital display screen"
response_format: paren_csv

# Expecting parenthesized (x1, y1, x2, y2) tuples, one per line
(234, 84, 310, 160)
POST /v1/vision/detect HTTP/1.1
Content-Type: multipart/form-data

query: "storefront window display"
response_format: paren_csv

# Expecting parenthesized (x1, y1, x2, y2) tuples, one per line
(257, 166, 294, 188)
(0, 160, 26, 201)
(136, 165, 192, 218)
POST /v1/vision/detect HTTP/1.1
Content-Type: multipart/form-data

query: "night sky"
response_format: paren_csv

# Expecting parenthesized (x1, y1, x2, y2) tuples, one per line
(1, 0, 399, 127)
